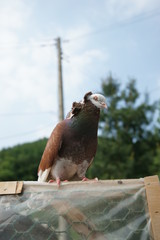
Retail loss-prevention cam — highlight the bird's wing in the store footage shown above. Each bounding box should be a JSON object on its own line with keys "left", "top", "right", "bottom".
{"left": 37, "top": 121, "right": 65, "bottom": 182}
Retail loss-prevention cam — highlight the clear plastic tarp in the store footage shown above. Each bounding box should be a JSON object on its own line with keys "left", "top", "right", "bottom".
{"left": 0, "top": 179, "right": 152, "bottom": 240}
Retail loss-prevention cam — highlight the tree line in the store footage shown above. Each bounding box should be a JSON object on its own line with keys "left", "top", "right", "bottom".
{"left": 0, "top": 75, "right": 160, "bottom": 181}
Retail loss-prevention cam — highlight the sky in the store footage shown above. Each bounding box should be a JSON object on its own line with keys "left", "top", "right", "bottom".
{"left": 0, "top": 0, "right": 160, "bottom": 150}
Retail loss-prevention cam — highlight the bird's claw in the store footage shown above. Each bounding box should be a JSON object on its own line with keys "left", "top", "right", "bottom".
{"left": 48, "top": 179, "right": 55, "bottom": 183}
{"left": 82, "top": 177, "right": 89, "bottom": 181}
{"left": 48, "top": 178, "right": 61, "bottom": 187}
{"left": 49, "top": 178, "right": 69, "bottom": 187}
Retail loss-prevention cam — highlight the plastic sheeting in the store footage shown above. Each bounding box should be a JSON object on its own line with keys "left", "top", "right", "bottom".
{"left": 0, "top": 179, "right": 152, "bottom": 240}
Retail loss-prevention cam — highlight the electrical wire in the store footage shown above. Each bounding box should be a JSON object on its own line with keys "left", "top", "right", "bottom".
{"left": 0, "top": 8, "right": 159, "bottom": 50}
{"left": 0, "top": 111, "right": 56, "bottom": 117}
{"left": 0, "top": 8, "right": 159, "bottom": 142}
{"left": 0, "top": 39, "right": 56, "bottom": 51}
{"left": 0, "top": 123, "right": 53, "bottom": 140}
{"left": 148, "top": 86, "right": 160, "bottom": 94}
{"left": 63, "top": 8, "right": 160, "bottom": 42}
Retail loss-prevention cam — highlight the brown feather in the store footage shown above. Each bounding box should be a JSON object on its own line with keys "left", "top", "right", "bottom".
{"left": 66, "top": 101, "right": 83, "bottom": 119}
{"left": 38, "top": 91, "right": 105, "bottom": 182}
{"left": 83, "top": 91, "right": 92, "bottom": 103}
{"left": 38, "top": 122, "right": 65, "bottom": 172}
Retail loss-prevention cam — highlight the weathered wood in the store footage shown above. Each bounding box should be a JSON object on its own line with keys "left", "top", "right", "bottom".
{"left": 16, "top": 181, "right": 23, "bottom": 194}
{"left": 0, "top": 181, "right": 23, "bottom": 195}
{"left": 144, "top": 175, "right": 160, "bottom": 240}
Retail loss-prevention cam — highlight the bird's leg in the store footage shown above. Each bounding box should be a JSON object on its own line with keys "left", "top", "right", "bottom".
{"left": 48, "top": 178, "right": 68, "bottom": 186}
{"left": 82, "top": 177, "right": 89, "bottom": 181}
{"left": 48, "top": 179, "right": 55, "bottom": 183}
{"left": 56, "top": 177, "right": 61, "bottom": 187}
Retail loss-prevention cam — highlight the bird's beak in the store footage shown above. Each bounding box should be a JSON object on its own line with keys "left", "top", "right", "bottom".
{"left": 101, "top": 102, "right": 108, "bottom": 109}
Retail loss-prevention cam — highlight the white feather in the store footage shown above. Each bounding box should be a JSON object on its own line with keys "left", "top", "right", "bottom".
{"left": 51, "top": 158, "right": 77, "bottom": 180}
{"left": 38, "top": 168, "right": 51, "bottom": 182}
{"left": 88, "top": 93, "right": 107, "bottom": 109}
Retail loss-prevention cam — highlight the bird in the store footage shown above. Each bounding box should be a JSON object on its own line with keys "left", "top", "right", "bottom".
{"left": 37, "top": 91, "right": 107, "bottom": 186}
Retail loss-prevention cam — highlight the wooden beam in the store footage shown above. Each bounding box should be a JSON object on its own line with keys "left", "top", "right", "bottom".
{"left": 144, "top": 175, "right": 160, "bottom": 240}
{"left": 0, "top": 181, "right": 23, "bottom": 195}
{"left": 16, "top": 181, "right": 23, "bottom": 194}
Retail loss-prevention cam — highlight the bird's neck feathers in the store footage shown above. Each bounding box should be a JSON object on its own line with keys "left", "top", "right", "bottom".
{"left": 81, "top": 101, "right": 100, "bottom": 120}
{"left": 71, "top": 101, "right": 100, "bottom": 134}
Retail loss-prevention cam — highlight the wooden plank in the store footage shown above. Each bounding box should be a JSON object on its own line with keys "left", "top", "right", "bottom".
{"left": 16, "top": 181, "right": 23, "bottom": 194}
{"left": 0, "top": 181, "right": 23, "bottom": 195}
{"left": 0, "top": 181, "right": 17, "bottom": 195}
{"left": 144, "top": 175, "right": 160, "bottom": 240}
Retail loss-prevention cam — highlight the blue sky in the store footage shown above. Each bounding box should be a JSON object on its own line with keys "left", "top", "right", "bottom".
{"left": 0, "top": 0, "right": 160, "bottom": 149}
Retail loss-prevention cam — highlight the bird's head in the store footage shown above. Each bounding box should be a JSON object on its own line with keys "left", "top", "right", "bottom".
{"left": 84, "top": 92, "right": 107, "bottom": 109}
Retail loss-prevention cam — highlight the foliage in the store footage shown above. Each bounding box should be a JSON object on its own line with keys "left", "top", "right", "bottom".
{"left": 88, "top": 74, "right": 160, "bottom": 179}
{"left": 0, "top": 139, "right": 47, "bottom": 181}
{"left": 0, "top": 75, "right": 160, "bottom": 181}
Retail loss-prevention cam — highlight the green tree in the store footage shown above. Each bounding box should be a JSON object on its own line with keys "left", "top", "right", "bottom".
{"left": 0, "top": 76, "right": 160, "bottom": 181}
{"left": 88, "top": 74, "right": 160, "bottom": 179}
{"left": 0, "top": 138, "right": 47, "bottom": 181}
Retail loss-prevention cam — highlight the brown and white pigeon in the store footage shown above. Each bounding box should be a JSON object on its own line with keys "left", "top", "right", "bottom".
{"left": 37, "top": 92, "right": 107, "bottom": 185}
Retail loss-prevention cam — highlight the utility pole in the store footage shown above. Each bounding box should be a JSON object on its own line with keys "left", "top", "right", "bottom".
{"left": 56, "top": 37, "right": 68, "bottom": 240}
{"left": 56, "top": 37, "right": 64, "bottom": 121}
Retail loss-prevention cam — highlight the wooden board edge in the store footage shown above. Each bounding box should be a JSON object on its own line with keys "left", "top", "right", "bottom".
{"left": 0, "top": 181, "right": 23, "bottom": 195}
{"left": 144, "top": 175, "right": 160, "bottom": 240}
{"left": 16, "top": 181, "right": 24, "bottom": 194}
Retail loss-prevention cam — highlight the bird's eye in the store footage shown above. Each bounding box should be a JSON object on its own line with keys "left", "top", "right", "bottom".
{"left": 93, "top": 96, "right": 98, "bottom": 101}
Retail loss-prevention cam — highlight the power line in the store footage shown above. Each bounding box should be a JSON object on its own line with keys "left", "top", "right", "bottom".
{"left": 0, "top": 123, "right": 53, "bottom": 140}
{"left": 0, "top": 39, "right": 56, "bottom": 51}
{"left": 148, "top": 86, "right": 160, "bottom": 95}
{"left": 63, "top": 8, "right": 160, "bottom": 42}
{"left": 0, "top": 8, "right": 159, "bottom": 50}
{"left": 1, "top": 88, "right": 159, "bottom": 140}
{"left": 0, "top": 111, "right": 56, "bottom": 117}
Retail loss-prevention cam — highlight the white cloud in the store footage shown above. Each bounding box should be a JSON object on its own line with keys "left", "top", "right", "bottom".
{"left": 0, "top": 1, "right": 57, "bottom": 149}
{"left": 0, "top": 3, "right": 106, "bottom": 121}
{"left": 63, "top": 36, "right": 108, "bottom": 112}
{"left": 64, "top": 49, "right": 106, "bottom": 87}
{"left": 0, "top": 0, "right": 159, "bottom": 149}
{"left": 157, "top": 76, "right": 160, "bottom": 87}
{"left": 0, "top": 0, "right": 31, "bottom": 30}
{"left": 0, "top": 1, "right": 57, "bottom": 114}
{"left": 104, "top": 0, "right": 160, "bottom": 20}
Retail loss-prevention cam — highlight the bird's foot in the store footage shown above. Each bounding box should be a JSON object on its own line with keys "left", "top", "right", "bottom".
{"left": 82, "top": 177, "right": 89, "bottom": 181}
{"left": 82, "top": 177, "right": 98, "bottom": 182}
{"left": 56, "top": 178, "right": 61, "bottom": 187}
{"left": 48, "top": 178, "right": 68, "bottom": 187}
{"left": 48, "top": 179, "right": 55, "bottom": 183}
{"left": 48, "top": 178, "right": 60, "bottom": 187}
